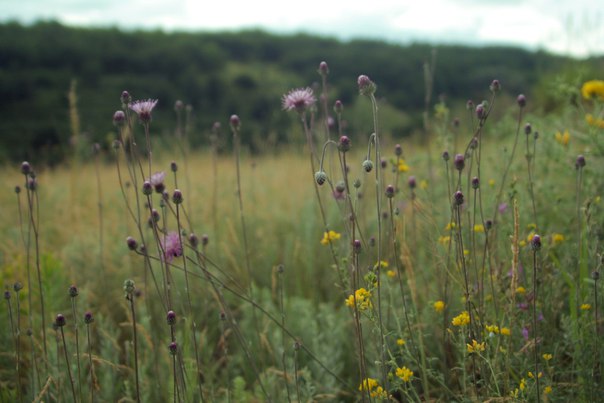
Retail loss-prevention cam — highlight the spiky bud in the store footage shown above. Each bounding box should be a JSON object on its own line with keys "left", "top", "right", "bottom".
{"left": 408, "top": 176, "right": 417, "bottom": 189}
{"left": 168, "top": 342, "right": 178, "bottom": 355}
{"left": 442, "top": 151, "right": 450, "bottom": 161}
{"left": 453, "top": 190, "right": 464, "bottom": 206}
{"left": 385, "top": 184, "right": 395, "bottom": 198}
{"left": 362, "top": 160, "right": 373, "bottom": 173}
{"left": 166, "top": 310, "right": 176, "bottom": 326}
{"left": 490, "top": 79, "right": 501, "bottom": 93}
{"left": 353, "top": 239, "right": 362, "bottom": 254}
{"left": 120, "top": 91, "right": 132, "bottom": 106}
{"left": 395, "top": 144, "right": 403, "bottom": 156}
{"left": 530, "top": 234, "right": 542, "bottom": 251}
{"left": 126, "top": 236, "right": 138, "bottom": 251}
{"left": 471, "top": 177, "right": 480, "bottom": 189}
{"left": 517, "top": 94, "right": 526, "bottom": 108}
{"left": 189, "top": 233, "right": 199, "bottom": 249}
{"left": 123, "top": 279, "right": 135, "bottom": 296}
{"left": 13, "top": 282, "right": 23, "bottom": 292}
{"left": 357, "top": 75, "right": 376, "bottom": 96}
{"left": 84, "top": 311, "right": 94, "bottom": 324}
{"left": 113, "top": 110, "right": 126, "bottom": 126}
{"left": 318, "top": 61, "right": 329, "bottom": 76}
{"left": 170, "top": 161, "right": 178, "bottom": 172}
{"left": 202, "top": 234, "right": 210, "bottom": 246}
{"left": 454, "top": 154, "right": 465, "bottom": 171}
{"left": 524, "top": 123, "right": 532, "bottom": 135}
{"left": 142, "top": 181, "right": 153, "bottom": 196}
{"left": 172, "top": 189, "right": 183, "bottom": 205}
{"left": 55, "top": 314, "right": 66, "bottom": 327}
{"left": 334, "top": 100, "right": 343, "bottom": 114}
{"left": 315, "top": 171, "right": 327, "bottom": 185}
{"left": 338, "top": 135, "right": 351, "bottom": 152}
{"left": 20, "top": 161, "right": 31, "bottom": 175}
{"left": 68, "top": 285, "right": 79, "bottom": 298}
{"left": 229, "top": 114, "right": 240, "bottom": 131}
{"left": 576, "top": 154, "right": 586, "bottom": 169}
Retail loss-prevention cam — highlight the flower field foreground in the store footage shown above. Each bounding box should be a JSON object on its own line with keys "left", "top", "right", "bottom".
{"left": 1, "top": 64, "right": 604, "bottom": 402}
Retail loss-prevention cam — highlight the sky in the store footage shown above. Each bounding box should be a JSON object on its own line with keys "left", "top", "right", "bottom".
{"left": 2, "top": 0, "right": 603, "bottom": 58}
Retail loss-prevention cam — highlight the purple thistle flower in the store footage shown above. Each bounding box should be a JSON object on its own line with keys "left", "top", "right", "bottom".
{"left": 498, "top": 202, "right": 509, "bottom": 214}
{"left": 129, "top": 99, "right": 158, "bottom": 123}
{"left": 161, "top": 231, "right": 182, "bottom": 262}
{"left": 522, "top": 327, "right": 529, "bottom": 341}
{"left": 150, "top": 171, "right": 166, "bottom": 194}
{"left": 282, "top": 87, "right": 316, "bottom": 113}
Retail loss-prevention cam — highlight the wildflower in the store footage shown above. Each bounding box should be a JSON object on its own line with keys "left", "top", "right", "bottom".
{"left": 398, "top": 160, "right": 409, "bottom": 172}
{"left": 419, "top": 180, "right": 428, "bottom": 190}
{"left": 113, "top": 110, "right": 126, "bottom": 126}
{"left": 544, "top": 385, "right": 552, "bottom": 395}
{"left": 466, "top": 339, "right": 486, "bottom": 354}
{"left": 576, "top": 155, "right": 586, "bottom": 169}
{"left": 528, "top": 371, "right": 543, "bottom": 379}
{"left": 488, "top": 178, "right": 496, "bottom": 187}
{"left": 358, "top": 378, "right": 387, "bottom": 398}
{"left": 357, "top": 75, "right": 377, "bottom": 96}
{"left": 396, "top": 338, "right": 406, "bottom": 346}
{"left": 345, "top": 288, "right": 372, "bottom": 311}
{"left": 454, "top": 154, "right": 465, "bottom": 171}
{"left": 438, "top": 235, "right": 451, "bottom": 244}
{"left": 408, "top": 176, "right": 417, "bottom": 189}
{"left": 55, "top": 314, "right": 66, "bottom": 327}
{"left": 282, "top": 87, "right": 316, "bottom": 113}
{"left": 84, "top": 311, "right": 94, "bottom": 324}
{"left": 453, "top": 190, "right": 464, "bottom": 206}
{"left": 161, "top": 231, "right": 183, "bottom": 262}
{"left": 396, "top": 366, "right": 414, "bottom": 382}
{"left": 542, "top": 353, "right": 553, "bottom": 361}
{"left": 433, "top": 300, "right": 445, "bottom": 313}
{"left": 338, "top": 135, "right": 351, "bottom": 152}
{"left": 581, "top": 303, "right": 591, "bottom": 311}
{"left": 530, "top": 234, "right": 542, "bottom": 251}
{"left": 486, "top": 324, "right": 499, "bottom": 334}
{"left": 519, "top": 378, "right": 526, "bottom": 391}
{"left": 320, "top": 230, "right": 341, "bottom": 245}
{"left": 500, "top": 327, "right": 511, "bottom": 336}
{"left": 554, "top": 129, "right": 570, "bottom": 146}
{"left": 374, "top": 260, "right": 389, "bottom": 270}
{"left": 452, "top": 311, "right": 470, "bottom": 326}
{"left": 150, "top": 171, "right": 166, "bottom": 193}
{"left": 517, "top": 94, "right": 526, "bottom": 107}
{"left": 386, "top": 270, "right": 396, "bottom": 278}
{"left": 473, "top": 224, "right": 485, "bottom": 233}
{"left": 586, "top": 114, "right": 604, "bottom": 128}
{"left": 445, "top": 222, "right": 456, "bottom": 231}
{"left": 129, "top": 99, "right": 158, "bottom": 123}
{"left": 581, "top": 80, "right": 604, "bottom": 100}
{"left": 552, "top": 233, "right": 565, "bottom": 245}
{"left": 516, "top": 286, "right": 527, "bottom": 294}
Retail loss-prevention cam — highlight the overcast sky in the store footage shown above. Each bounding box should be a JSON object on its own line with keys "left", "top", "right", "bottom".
{"left": 2, "top": 0, "right": 603, "bottom": 57}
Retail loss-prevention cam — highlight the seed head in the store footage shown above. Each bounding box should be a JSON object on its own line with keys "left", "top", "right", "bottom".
{"left": 517, "top": 94, "right": 526, "bottom": 108}
{"left": 362, "top": 160, "right": 373, "bottom": 173}
{"left": 55, "top": 314, "right": 66, "bottom": 327}
{"left": 338, "top": 135, "right": 351, "bottom": 152}
{"left": 123, "top": 279, "right": 135, "bottom": 296}
{"left": 68, "top": 285, "right": 79, "bottom": 298}
{"left": 314, "top": 171, "right": 327, "bottom": 186}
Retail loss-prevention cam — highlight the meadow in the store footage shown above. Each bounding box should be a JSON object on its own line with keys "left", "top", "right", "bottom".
{"left": 1, "top": 67, "right": 604, "bottom": 402}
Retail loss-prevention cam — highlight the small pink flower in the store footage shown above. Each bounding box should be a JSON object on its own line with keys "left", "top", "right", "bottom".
{"left": 161, "top": 231, "right": 182, "bottom": 262}
{"left": 129, "top": 99, "right": 158, "bottom": 122}
{"left": 282, "top": 87, "right": 316, "bottom": 112}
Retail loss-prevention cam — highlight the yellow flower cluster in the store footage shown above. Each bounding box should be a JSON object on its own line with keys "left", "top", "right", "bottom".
{"left": 396, "top": 338, "right": 406, "bottom": 346}
{"left": 582, "top": 80, "right": 604, "bottom": 100}
{"left": 398, "top": 160, "right": 410, "bottom": 172}
{"left": 358, "top": 378, "right": 387, "bottom": 398}
{"left": 586, "top": 114, "right": 604, "bottom": 128}
{"left": 528, "top": 371, "right": 543, "bottom": 379}
{"left": 452, "top": 311, "right": 470, "bottom": 326}
{"left": 345, "top": 288, "right": 373, "bottom": 311}
{"left": 581, "top": 303, "right": 592, "bottom": 311}
{"left": 555, "top": 129, "right": 570, "bottom": 146}
{"left": 516, "top": 286, "right": 527, "bottom": 294}
{"left": 473, "top": 224, "right": 485, "bottom": 233}
{"left": 396, "top": 366, "right": 414, "bottom": 382}
{"left": 485, "top": 324, "right": 511, "bottom": 336}
{"left": 433, "top": 300, "right": 445, "bottom": 313}
{"left": 552, "top": 233, "right": 565, "bottom": 246}
{"left": 320, "top": 230, "right": 341, "bottom": 245}
{"left": 374, "top": 260, "right": 389, "bottom": 269}
{"left": 466, "top": 339, "right": 486, "bottom": 354}
{"left": 542, "top": 353, "right": 553, "bottom": 361}
{"left": 438, "top": 235, "right": 451, "bottom": 245}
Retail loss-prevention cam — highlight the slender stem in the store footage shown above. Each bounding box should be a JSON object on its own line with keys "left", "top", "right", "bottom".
{"left": 60, "top": 326, "right": 77, "bottom": 403}
{"left": 128, "top": 295, "right": 141, "bottom": 403}
{"left": 70, "top": 298, "right": 82, "bottom": 402}
{"left": 86, "top": 323, "right": 94, "bottom": 403}
{"left": 278, "top": 266, "right": 292, "bottom": 403}
{"left": 532, "top": 250, "right": 541, "bottom": 403}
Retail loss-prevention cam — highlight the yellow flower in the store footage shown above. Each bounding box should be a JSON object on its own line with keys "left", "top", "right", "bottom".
{"left": 320, "top": 230, "right": 341, "bottom": 245}
{"left": 463, "top": 249, "right": 470, "bottom": 256}
{"left": 359, "top": 378, "right": 387, "bottom": 398}
{"left": 345, "top": 288, "right": 373, "bottom": 311}
{"left": 452, "top": 311, "right": 470, "bottom": 326}
{"left": 527, "top": 231, "right": 536, "bottom": 243}
{"left": 582, "top": 80, "right": 604, "bottom": 100}
{"left": 552, "top": 233, "right": 565, "bottom": 245}
{"left": 527, "top": 223, "right": 537, "bottom": 230}
{"left": 519, "top": 378, "right": 526, "bottom": 391}
{"left": 386, "top": 270, "right": 396, "bottom": 278}
{"left": 555, "top": 129, "right": 570, "bottom": 146}
{"left": 374, "top": 260, "right": 389, "bottom": 269}
{"left": 544, "top": 385, "right": 553, "bottom": 395}
{"left": 485, "top": 324, "right": 499, "bottom": 334}
{"left": 396, "top": 366, "right": 414, "bottom": 382}
{"left": 516, "top": 286, "right": 527, "bottom": 294}
{"left": 473, "top": 224, "right": 485, "bottom": 233}
{"left": 396, "top": 338, "right": 405, "bottom": 346}
{"left": 542, "top": 353, "right": 553, "bottom": 361}
{"left": 528, "top": 371, "right": 543, "bottom": 379}
{"left": 466, "top": 339, "right": 486, "bottom": 354}
{"left": 586, "top": 114, "right": 604, "bottom": 128}
{"left": 419, "top": 180, "right": 428, "bottom": 190}
{"left": 438, "top": 235, "right": 451, "bottom": 245}
{"left": 500, "top": 327, "right": 511, "bottom": 336}
{"left": 581, "top": 303, "right": 592, "bottom": 311}
{"left": 519, "top": 240, "right": 527, "bottom": 247}
{"left": 445, "top": 222, "right": 456, "bottom": 231}
{"left": 398, "top": 160, "right": 410, "bottom": 172}
{"left": 433, "top": 300, "right": 445, "bottom": 313}
{"left": 488, "top": 179, "right": 495, "bottom": 187}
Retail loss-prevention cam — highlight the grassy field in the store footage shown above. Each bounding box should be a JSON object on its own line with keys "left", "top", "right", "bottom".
{"left": 1, "top": 76, "right": 604, "bottom": 402}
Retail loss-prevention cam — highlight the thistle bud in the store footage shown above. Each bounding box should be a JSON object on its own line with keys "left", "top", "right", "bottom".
{"left": 229, "top": 114, "right": 240, "bottom": 131}
{"left": 394, "top": 144, "right": 402, "bottom": 156}
{"left": 142, "top": 181, "right": 153, "bottom": 196}
{"left": 189, "top": 233, "right": 199, "bottom": 249}
{"left": 170, "top": 161, "right": 178, "bottom": 172}
{"left": 524, "top": 123, "right": 532, "bottom": 135}
{"left": 172, "top": 189, "right": 183, "bottom": 205}
{"left": 453, "top": 190, "right": 464, "bottom": 206}
{"left": 408, "top": 176, "right": 417, "bottom": 189}
{"left": 442, "top": 151, "right": 450, "bottom": 161}
{"left": 489, "top": 79, "right": 501, "bottom": 93}
{"left": 353, "top": 239, "right": 362, "bottom": 254}
{"left": 338, "top": 135, "right": 351, "bottom": 152}
{"left": 530, "top": 234, "right": 542, "bottom": 251}
{"left": 357, "top": 75, "right": 376, "bottom": 96}
{"left": 13, "top": 282, "right": 23, "bottom": 292}
{"left": 123, "top": 279, "right": 135, "bottom": 296}
{"left": 68, "top": 285, "right": 79, "bottom": 298}
{"left": 334, "top": 100, "right": 343, "bottom": 114}
{"left": 314, "top": 171, "right": 327, "bottom": 186}
{"left": 517, "top": 94, "right": 526, "bottom": 108}
{"left": 385, "top": 184, "right": 395, "bottom": 198}
{"left": 20, "top": 161, "right": 31, "bottom": 175}
{"left": 84, "top": 311, "right": 94, "bottom": 324}
{"left": 471, "top": 177, "right": 479, "bottom": 189}
{"left": 454, "top": 154, "right": 465, "bottom": 171}
{"left": 318, "top": 61, "right": 329, "bottom": 76}
{"left": 202, "top": 234, "right": 210, "bottom": 246}
{"left": 576, "top": 154, "right": 586, "bottom": 169}
{"left": 168, "top": 342, "right": 178, "bottom": 355}
{"left": 55, "top": 314, "right": 66, "bottom": 327}
{"left": 126, "top": 236, "right": 138, "bottom": 251}
{"left": 120, "top": 91, "right": 132, "bottom": 106}
{"left": 113, "top": 110, "right": 126, "bottom": 126}
{"left": 362, "top": 160, "right": 373, "bottom": 173}
{"left": 166, "top": 310, "right": 176, "bottom": 326}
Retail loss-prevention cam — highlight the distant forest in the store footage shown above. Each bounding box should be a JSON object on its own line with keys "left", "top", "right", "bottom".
{"left": 0, "top": 21, "right": 602, "bottom": 163}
